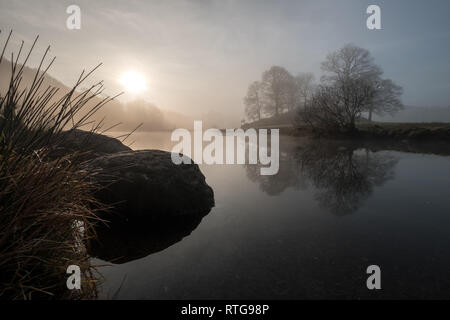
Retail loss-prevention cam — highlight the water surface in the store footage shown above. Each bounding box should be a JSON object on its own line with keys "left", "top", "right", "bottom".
{"left": 93, "top": 132, "right": 450, "bottom": 299}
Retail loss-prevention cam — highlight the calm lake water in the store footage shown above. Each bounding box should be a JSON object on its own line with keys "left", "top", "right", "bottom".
{"left": 92, "top": 132, "right": 450, "bottom": 299}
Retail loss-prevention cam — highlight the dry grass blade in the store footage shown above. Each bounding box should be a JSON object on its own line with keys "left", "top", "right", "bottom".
{"left": 0, "top": 30, "right": 119, "bottom": 300}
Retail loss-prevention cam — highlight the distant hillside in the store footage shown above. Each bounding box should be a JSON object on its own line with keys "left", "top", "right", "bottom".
{"left": 0, "top": 59, "right": 193, "bottom": 131}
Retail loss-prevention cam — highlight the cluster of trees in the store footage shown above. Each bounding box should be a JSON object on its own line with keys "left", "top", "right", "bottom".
{"left": 299, "top": 44, "right": 403, "bottom": 131}
{"left": 244, "top": 44, "right": 404, "bottom": 132}
{"left": 244, "top": 67, "right": 315, "bottom": 122}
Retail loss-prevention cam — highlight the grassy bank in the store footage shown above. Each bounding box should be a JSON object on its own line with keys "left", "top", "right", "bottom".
{"left": 243, "top": 118, "right": 450, "bottom": 140}
{"left": 355, "top": 122, "right": 450, "bottom": 140}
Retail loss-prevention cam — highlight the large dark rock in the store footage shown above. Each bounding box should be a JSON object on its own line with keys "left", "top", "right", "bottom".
{"left": 55, "top": 129, "right": 131, "bottom": 160}
{"left": 90, "top": 150, "right": 215, "bottom": 221}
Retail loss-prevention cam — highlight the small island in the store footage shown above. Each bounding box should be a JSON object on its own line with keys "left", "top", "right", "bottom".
{"left": 241, "top": 44, "right": 450, "bottom": 141}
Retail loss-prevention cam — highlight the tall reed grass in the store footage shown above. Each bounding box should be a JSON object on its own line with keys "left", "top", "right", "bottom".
{"left": 0, "top": 30, "right": 118, "bottom": 299}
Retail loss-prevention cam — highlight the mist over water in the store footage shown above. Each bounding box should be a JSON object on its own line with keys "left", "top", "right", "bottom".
{"left": 93, "top": 133, "right": 450, "bottom": 299}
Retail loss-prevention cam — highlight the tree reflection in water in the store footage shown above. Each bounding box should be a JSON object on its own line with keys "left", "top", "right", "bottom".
{"left": 295, "top": 141, "right": 398, "bottom": 215}
{"left": 245, "top": 139, "right": 398, "bottom": 216}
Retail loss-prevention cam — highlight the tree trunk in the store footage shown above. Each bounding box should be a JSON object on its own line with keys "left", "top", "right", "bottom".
{"left": 347, "top": 115, "right": 357, "bottom": 132}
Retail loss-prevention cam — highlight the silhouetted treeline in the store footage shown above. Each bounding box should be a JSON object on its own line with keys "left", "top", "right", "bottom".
{"left": 244, "top": 44, "right": 404, "bottom": 132}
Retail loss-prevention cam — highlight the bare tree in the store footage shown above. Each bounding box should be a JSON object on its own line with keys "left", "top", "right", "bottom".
{"left": 244, "top": 81, "right": 264, "bottom": 121}
{"left": 367, "top": 79, "right": 403, "bottom": 121}
{"left": 299, "top": 44, "right": 403, "bottom": 131}
{"left": 321, "top": 43, "right": 382, "bottom": 84}
{"left": 261, "top": 66, "right": 294, "bottom": 116}
{"left": 295, "top": 72, "right": 315, "bottom": 109}
{"left": 285, "top": 75, "right": 298, "bottom": 112}
{"left": 299, "top": 78, "right": 376, "bottom": 131}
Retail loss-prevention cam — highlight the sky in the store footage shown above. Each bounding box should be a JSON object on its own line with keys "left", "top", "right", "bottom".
{"left": 1, "top": 0, "right": 450, "bottom": 126}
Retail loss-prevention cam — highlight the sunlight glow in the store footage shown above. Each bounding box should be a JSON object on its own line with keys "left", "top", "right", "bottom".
{"left": 119, "top": 71, "right": 147, "bottom": 93}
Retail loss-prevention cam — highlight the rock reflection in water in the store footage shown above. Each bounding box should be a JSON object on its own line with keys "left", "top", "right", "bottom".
{"left": 87, "top": 213, "right": 209, "bottom": 264}
{"left": 246, "top": 139, "right": 399, "bottom": 215}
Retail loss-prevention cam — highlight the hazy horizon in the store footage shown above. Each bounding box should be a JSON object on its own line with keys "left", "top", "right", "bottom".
{"left": 1, "top": 0, "right": 450, "bottom": 127}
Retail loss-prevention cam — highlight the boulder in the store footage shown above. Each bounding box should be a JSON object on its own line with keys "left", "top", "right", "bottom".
{"left": 90, "top": 149, "right": 215, "bottom": 221}
{"left": 55, "top": 129, "right": 131, "bottom": 160}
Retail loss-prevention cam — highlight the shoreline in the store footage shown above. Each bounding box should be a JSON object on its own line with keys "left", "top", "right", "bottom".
{"left": 241, "top": 122, "right": 450, "bottom": 141}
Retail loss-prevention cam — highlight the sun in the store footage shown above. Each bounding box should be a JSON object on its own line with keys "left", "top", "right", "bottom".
{"left": 119, "top": 71, "right": 147, "bottom": 93}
